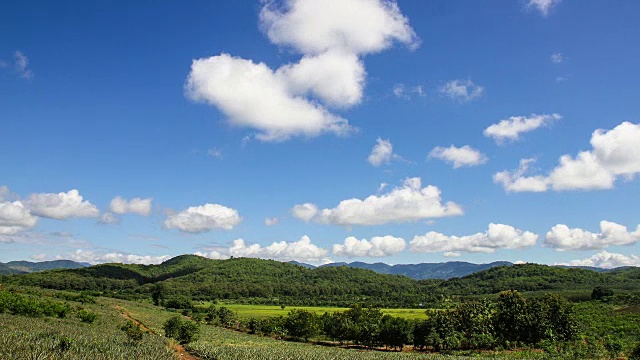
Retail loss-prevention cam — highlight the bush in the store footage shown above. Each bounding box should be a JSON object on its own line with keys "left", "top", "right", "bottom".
{"left": 163, "top": 316, "right": 200, "bottom": 344}
{"left": 121, "top": 320, "right": 144, "bottom": 343}
{"left": 630, "top": 342, "right": 640, "bottom": 360}
{"left": 77, "top": 309, "right": 98, "bottom": 324}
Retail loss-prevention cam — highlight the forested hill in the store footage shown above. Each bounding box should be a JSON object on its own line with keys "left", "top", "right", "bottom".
{"left": 321, "top": 260, "right": 513, "bottom": 279}
{"left": 2, "top": 255, "right": 639, "bottom": 307}
{"left": 0, "top": 260, "right": 87, "bottom": 274}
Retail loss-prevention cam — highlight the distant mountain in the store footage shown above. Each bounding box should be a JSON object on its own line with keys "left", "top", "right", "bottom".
{"left": 287, "top": 261, "right": 315, "bottom": 269}
{"left": 320, "top": 261, "right": 513, "bottom": 280}
{"left": 0, "top": 260, "right": 88, "bottom": 274}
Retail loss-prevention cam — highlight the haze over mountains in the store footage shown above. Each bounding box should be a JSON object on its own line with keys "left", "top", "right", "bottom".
{"left": 0, "top": 260, "right": 88, "bottom": 275}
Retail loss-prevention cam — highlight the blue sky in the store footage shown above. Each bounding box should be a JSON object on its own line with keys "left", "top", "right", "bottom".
{"left": 1, "top": 0, "right": 639, "bottom": 268}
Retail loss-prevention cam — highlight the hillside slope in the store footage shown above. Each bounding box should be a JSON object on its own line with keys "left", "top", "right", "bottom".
{"left": 3, "top": 255, "right": 639, "bottom": 306}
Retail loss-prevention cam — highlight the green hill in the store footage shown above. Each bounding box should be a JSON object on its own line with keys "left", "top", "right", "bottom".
{"left": 2, "top": 255, "right": 639, "bottom": 307}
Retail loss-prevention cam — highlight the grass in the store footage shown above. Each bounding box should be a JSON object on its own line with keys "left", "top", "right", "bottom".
{"left": 0, "top": 296, "right": 176, "bottom": 359}
{"left": 201, "top": 303, "right": 429, "bottom": 320}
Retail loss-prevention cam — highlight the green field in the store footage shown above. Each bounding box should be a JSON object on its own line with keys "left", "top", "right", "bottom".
{"left": 208, "top": 303, "right": 429, "bottom": 320}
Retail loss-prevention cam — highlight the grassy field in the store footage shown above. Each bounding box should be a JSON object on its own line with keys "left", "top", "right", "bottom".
{"left": 0, "top": 295, "right": 176, "bottom": 360}
{"left": 203, "top": 303, "right": 430, "bottom": 320}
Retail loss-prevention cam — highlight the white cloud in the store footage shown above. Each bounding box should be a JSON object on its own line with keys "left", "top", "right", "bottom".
{"left": 550, "top": 53, "right": 564, "bottom": 63}
{"left": 264, "top": 217, "right": 280, "bottom": 226}
{"left": 0, "top": 186, "right": 13, "bottom": 202}
{"left": 194, "top": 251, "right": 228, "bottom": 260}
{"left": 484, "top": 113, "right": 562, "bottom": 144}
{"left": 410, "top": 223, "right": 538, "bottom": 254}
{"left": 560, "top": 251, "right": 640, "bottom": 269}
{"left": 207, "top": 148, "right": 224, "bottom": 159}
{"left": 444, "top": 252, "right": 461, "bottom": 257}
{"left": 333, "top": 235, "right": 406, "bottom": 257}
{"left": 164, "top": 203, "right": 241, "bottom": 233}
{"left": 294, "top": 177, "right": 462, "bottom": 226}
{"left": 495, "top": 122, "right": 640, "bottom": 192}
{"left": 367, "top": 138, "right": 399, "bottom": 167}
{"left": 98, "top": 212, "right": 120, "bottom": 225}
{"left": 109, "top": 196, "right": 153, "bottom": 216}
{"left": 186, "top": 0, "right": 418, "bottom": 142}
{"left": 439, "top": 79, "right": 484, "bottom": 102}
{"left": 545, "top": 221, "right": 640, "bottom": 251}
{"left": 527, "top": 0, "right": 561, "bottom": 17}
{"left": 494, "top": 158, "right": 549, "bottom": 192}
{"left": 393, "top": 83, "right": 424, "bottom": 99}
{"left": 60, "top": 249, "right": 171, "bottom": 265}
{"left": 429, "top": 145, "right": 488, "bottom": 169}
{"left": 277, "top": 49, "right": 366, "bottom": 108}
{"left": 230, "top": 235, "right": 329, "bottom": 263}
{"left": 186, "top": 54, "right": 353, "bottom": 142}
{"left": 0, "top": 201, "right": 39, "bottom": 235}
{"left": 14, "top": 51, "right": 33, "bottom": 79}
{"left": 26, "top": 189, "right": 99, "bottom": 220}
{"left": 291, "top": 203, "right": 319, "bottom": 222}
{"left": 259, "top": 0, "right": 419, "bottom": 55}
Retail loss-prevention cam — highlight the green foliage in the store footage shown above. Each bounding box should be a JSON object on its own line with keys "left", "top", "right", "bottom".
{"left": 604, "top": 335, "right": 624, "bottom": 359}
{"left": 591, "top": 286, "right": 614, "bottom": 300}
{"left": 0, "top": 289, "right": 70, "bottom": 318}
{"left": 57, "top": 336, "right": 73, "bottom": 352}
{"left": 121, "top": 320, "right": 144, "bottom": 343}
{"left": 378, "top": 315, "right": 412, "bottom": 350}
{"left": 284, "top": 309, "right": 319, "bottom": 341}
{"left": 164, "top": 296, "right": 192, "bottom": 310}
{"left": 205, "top": 305, "right": 238, "bottom": 327}
{"left": 163, "top": 315, "right": 200, "bottom": 344}
{"left": 77, "top": 308, "right": 98, "bottom": 323}
{"left": 630, "top": 341, "right": 640, "bottom": 360}
{"left": 151, "top": 283, "right": 166, "bottom": 306}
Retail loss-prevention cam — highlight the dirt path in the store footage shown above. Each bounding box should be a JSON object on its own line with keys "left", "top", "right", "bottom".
{"left": 114, "top": 304, "right": 200, "bottom": 360}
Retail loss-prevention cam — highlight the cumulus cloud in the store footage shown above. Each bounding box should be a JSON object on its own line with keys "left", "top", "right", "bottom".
{"left": 186, "top": 54, "right": 353, "bottom": 142}
{"left": 14, "top": 51, "right": 33, "bottom": 79}
{"left": 0, "top": 201, "right": 39, "bottom": 235}
{"left": 333, "top": 235, "right": 406, "bottom": 257}
{"left": 484, "top": 113, "right": 562, "bottom": 144}
{"left": 264, "top": 217, "right": 280, "bottom": 226}
{"left": 98, "top": 212, "right": 120, "bottom": 225}
{"left": 560, "top": 251, "right": 640, "bottom": 269}
{"left": 545, "top": 221, "right": 640, "bottom": 251}
{"left": 291, "top": 203, "right": 319, "bottom": 222}
{"left": 293, "top": 177, "right": 462, "bottom": 226}
{"left": 429, "top": 145, "right": 488, "bottom": 169}
{"left": 109, "top": 196, "right": 153, "bottom": 216}
{"left": 26, "top": 189, "right": 99, "bottom": 220}
{"left": 367, "top": 138, "right": 400, "bottom": 167}
{"left": 494, "top": 158, "right": 549, "bottom": 192}
{"left": 439, "top": 79, "right": 484, "bottom": 102}
{"left": 164, "top": 203, "right": 241, "bottom": 233}
{"left": 186, "top": 0, "right": 418, "bottom": 142}
{"left": 410, "top": 223, "right": 538, "bottom": 254}
{"left": 494, "top": 122, "right": 640, "bottom": 192}
{"left": 230, "top": 235, "right": 329, "bottom": 263}
{"left": 527, "top": 0, "right": 561, "bottom": 17}
{"left": 60, "top": 249, "right": 171, "bottom": 265}
{"left": 194, "top": 250, "right": 228, "bottom": 260}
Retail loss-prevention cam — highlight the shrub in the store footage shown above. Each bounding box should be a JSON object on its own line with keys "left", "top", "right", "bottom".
{"left": 121, "top": 320, "right": 144, "bottom": 343}
{"left": 163, "top": 316, "right": 200, "bottom": 344}
{"left": 77, "top": 309, "right": 98, "bottom": 324}
{"left": 630, "top": 342, "right": 640, "bottom": 360}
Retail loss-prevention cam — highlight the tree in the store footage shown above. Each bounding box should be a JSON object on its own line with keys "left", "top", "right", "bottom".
{"left": 284, "top": 309, "right": 319, "bottom": 342}
{"left": 151, "top": 283, "right": 166, "bottom": 306}
{"left": 494, "top": 290, "right": 528, "bottom": 345}
{"left": 378, "top": 315, "right": 412, "bottom": 351}
{"left": 591, "top": 286, "right": 614, "bottom": 300}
